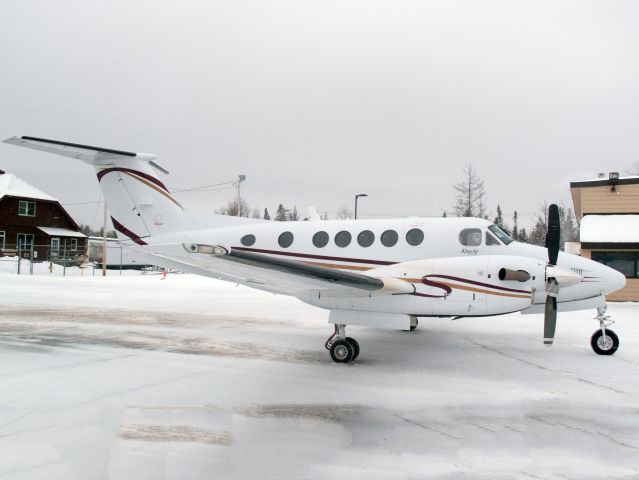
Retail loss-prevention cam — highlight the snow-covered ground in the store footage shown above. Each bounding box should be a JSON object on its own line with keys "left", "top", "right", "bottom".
{"left": 1, "top": 262, "right": 639, "bottom": 479}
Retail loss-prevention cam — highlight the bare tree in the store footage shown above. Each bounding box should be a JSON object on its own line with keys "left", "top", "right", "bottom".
{"left": 336, "top": 205, "right": 352, "bottom": 220}
{"left": 216, "top": 197, "right": 250, "bottom": 217}
{"left": 624, "top": 161, "right": 639, "bottom": 175}
{"left": 453, "top": 164, "right": 487, "bottom": 218}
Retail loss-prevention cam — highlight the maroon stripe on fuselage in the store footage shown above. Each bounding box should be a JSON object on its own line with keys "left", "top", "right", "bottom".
{"left": 111, "top": 217, "right": 148, "bottom": 246}
{"left": 97, "top": 167, "right": 170, "bottom": 193}
{"left": 231, "top": 246, "right": 397, "bottom": 266}
{"left": 426, "top": 274, "right": 531, "bottom": 294}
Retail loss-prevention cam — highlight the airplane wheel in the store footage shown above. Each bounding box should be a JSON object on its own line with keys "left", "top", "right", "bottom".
{"left": 410, "top": 319, "right": 419, "bottom": 332}
{"left": 330, "top": 340, "right": 354, "bottom": 363}
{"left": 345, "top": 337, "right": 360, "bottom": 360}
{"left": 590, "top": 329, "right": 619, "bottom": 355}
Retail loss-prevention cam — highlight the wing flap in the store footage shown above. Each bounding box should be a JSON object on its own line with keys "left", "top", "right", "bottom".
{"left": 129, "top": 243, "right": 414, "bottom": 297}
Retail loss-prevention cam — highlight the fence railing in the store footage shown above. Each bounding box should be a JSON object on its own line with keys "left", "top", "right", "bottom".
{"left": 0, "top": 243, "right": 133, "bottom": 275}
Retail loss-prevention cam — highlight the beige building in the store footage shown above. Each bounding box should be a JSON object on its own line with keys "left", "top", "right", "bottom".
{"left": 571, "top": 173, "right": 639, "bottom": 301}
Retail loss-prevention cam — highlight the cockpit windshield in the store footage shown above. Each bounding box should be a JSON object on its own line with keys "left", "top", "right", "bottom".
{"left": 488, "top": 225, "right": 514, "bottom": 245}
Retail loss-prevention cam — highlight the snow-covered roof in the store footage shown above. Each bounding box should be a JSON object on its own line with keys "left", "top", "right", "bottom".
{"left": 576, "top": 175, "right": 639, "bottom": 183}
{"left": 37, "top": 227, "right": 86, "bottom": 238}
{"left": 580, "top": 215, "right": 639, "bottom": 243}
{"left": 0, "top": 173, "right": 57, "bottom": 202}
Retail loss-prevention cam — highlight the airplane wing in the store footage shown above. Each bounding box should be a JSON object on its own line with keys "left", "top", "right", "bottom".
{"left": 127, "top": 243, "right": 414, "bottom": 298}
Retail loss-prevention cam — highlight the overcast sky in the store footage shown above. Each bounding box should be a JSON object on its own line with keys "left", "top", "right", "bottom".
{"left": 1, "top": 0, "right": 638, "bottom": 230}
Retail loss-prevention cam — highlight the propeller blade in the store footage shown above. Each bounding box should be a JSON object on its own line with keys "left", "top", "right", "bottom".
{"left": 544, "top": 279, "right": 559, "bottom": 345}
{"left": 546, "top": 204, "right": 560, "bottom": 265}
{"left": 544, "top": 294, "right": 557, "bottom": 345}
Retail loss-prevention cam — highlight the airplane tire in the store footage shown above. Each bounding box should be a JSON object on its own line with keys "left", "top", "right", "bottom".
{"left": 410, "top": 319, "right": 419, "bottom": 332}
{"left": 345, "top": 337, "right": 360, "bottom": 361}
{"left": 591, "top": 329, "right": 619, "bottom": 355}
{"left": 330, "top": 340, "right": 354, "bottom": 363}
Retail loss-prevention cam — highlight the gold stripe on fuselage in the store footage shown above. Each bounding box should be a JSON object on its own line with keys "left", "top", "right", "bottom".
{"left": 298, "top": 260, "right": 531, "bottom": 299}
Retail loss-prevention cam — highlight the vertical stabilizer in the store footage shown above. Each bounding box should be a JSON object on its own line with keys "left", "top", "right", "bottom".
{"left": 3, "top": 136, "right": 186, "bottom": 244}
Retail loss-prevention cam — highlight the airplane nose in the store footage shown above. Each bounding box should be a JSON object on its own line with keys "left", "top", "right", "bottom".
{"left": 603, "top": 265, "right": 626, "bottom": 295}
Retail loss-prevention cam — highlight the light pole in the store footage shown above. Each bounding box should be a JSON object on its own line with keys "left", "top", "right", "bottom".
{"left": 354, "top": 193, "right": 368, "bottom": 219}
{"left": 237, "top": 175, "right": 246, "bottom": 216}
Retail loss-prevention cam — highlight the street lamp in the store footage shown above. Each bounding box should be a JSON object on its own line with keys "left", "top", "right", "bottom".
{"left": 237, "top": 175, "right": 246, "bottom": 216}
{"left": 354, "top": 193, "right": 368, "bottom": 219}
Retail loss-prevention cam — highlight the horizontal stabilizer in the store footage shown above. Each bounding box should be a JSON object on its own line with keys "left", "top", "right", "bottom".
{"left": 2, "top": 136, "right": 167, "bottom": 173}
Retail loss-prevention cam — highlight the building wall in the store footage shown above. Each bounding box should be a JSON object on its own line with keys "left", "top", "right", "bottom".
{"left": 0, "top": 196, "right": 87, "bottom": 260}
{"left": 570, "top": 180, "right": 639, "bottom": 301}
{"left": 571, "top": 183, "right": 639, "bottom": 218}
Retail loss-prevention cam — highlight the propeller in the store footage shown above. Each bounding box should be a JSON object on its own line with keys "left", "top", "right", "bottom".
{"left": 544, "top": 204, "right": 560, "bottom": 345}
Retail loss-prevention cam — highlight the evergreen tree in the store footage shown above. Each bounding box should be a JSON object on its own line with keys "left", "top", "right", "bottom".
{"left": 519, "top": 227, "right": 529, "bottom": 243}
{"left": 442, "top": 211, "right": 448, "bottom": 218}
{"left": 494, "top": 205, "right": 504, "bottom": 228}
{"left": 290, "top": 205, "right": 299, "bottom": 221}
{"left": 452, "top": 164, "right": 487, "bottom": 218}
{"left": 528, "top": 202, "right": 549, "bottom": 247}
{"left": 560, "top": 207, "right": 578, "bottom": 245}
{"left": 275, "top": 204, "right": 289, "bottom": 221}
{"left": 263, "top": 208, "right": 271, "bottom": 220}
{"left": 512, "top": 211, "right": 519, "bottom": 241}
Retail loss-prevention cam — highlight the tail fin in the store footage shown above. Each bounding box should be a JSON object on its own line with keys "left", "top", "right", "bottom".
{"left": 3, "top": 136, "right": 186, "bottom": 244}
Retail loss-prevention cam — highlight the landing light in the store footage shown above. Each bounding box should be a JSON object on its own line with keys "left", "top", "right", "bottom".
{"left": 183, "top": 244, "right": 228, "bottom": 255}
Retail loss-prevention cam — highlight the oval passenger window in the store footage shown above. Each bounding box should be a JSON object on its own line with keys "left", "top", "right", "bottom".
{"left": 380, "top": 230, "right": 398, "bottom": 247}
{"left": 335, "top": 231, "right": 352, "bottom": 248}
{"left": 405, "top": 228, "right": 424, "bottom": 246}
{"left": 459, "top": 228, "right": 482, "bottom": 246}
{"left": 241, "top": 234, "right": 256, "bottom": 246}
{"left": 357, "top": 230, "right": 375, "bottom": 247}
{"left": 313, "top": 231, "right": 329, "bottom": 248}
{"left": 278, "top": 231, "right": 294, "bottom": 248}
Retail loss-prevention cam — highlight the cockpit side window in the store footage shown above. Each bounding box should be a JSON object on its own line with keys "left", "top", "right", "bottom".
{"left": 488, "top": 224, "right": 513, "bottom": 245}
{"left": 486, "top": 231, "right": 500, "bottom": 246}
{"left": 459, "top": 228, "right": 482, "bottom": 246}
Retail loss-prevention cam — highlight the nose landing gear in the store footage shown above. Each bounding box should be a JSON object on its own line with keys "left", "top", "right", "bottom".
{"left": 591, "top": 302, "right": 619, "bottom": 355}
{"left": 325, "top": 324, "right": 360, "bottom": 363}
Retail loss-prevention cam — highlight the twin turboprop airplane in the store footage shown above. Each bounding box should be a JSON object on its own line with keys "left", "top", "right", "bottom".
{"left": 4, "top": 136, "right": 627, "bottom": 363}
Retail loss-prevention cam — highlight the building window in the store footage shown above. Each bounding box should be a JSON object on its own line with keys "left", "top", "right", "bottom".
{"left": 70, "top": 239, "right": 78, "bottom": 251}
{"left": 335, "top": 231, "right": 352, "bottom": 248}
{"left": 591, "top": 251, "right": 638, "bottom": 278}
{"left": 51, "top": 238, "right": 60, "bottom": 251}
{"left": 357, "top": 230, "right": 375, "bottom": 248}
{"left": 313, "top": 231, "right": 329, "bottom": 248}
{"left": 278, "top": 231, "right": 294, "bottom": 248}
{"left": 241, "top": 234, "right": 256, "bottom": 246}
{"left": 459, "top": 228, "right": 482, "bottom": 246}
{"left": 0, "top": 231, "right": 5, "bottom": 250}
{"left": 380, "top": 229, "right": 398, "bottom": 247}
{"left": 18, "top": 200, "right": 36, "bottom": 217}
{"left": 17, "top": 233, "right": 34, "bottom": 250}
{"left": 405, "top": 228, "right": 424, "bottom": 246}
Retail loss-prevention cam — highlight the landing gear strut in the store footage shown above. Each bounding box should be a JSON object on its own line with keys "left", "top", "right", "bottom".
{"left": 325, "top": 324, "right": 359, "bottom": 363}
{"left": 591, "top": 300, "right": 619, "bottom": 356}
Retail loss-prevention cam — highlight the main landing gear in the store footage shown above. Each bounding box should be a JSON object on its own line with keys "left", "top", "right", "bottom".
{"left": 591, "top": 303, "right": 619, "bottom": 355}
{"left": 325, "top": 324, "right": 360, "bottom": 363}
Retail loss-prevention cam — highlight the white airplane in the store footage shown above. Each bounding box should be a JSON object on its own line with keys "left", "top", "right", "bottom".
{"left": 4, "top": 136, "right": 627, "bottom": 363}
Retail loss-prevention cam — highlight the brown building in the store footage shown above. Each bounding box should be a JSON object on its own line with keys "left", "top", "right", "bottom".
{"left": 571, "top": 173, "right": 639, "bottom": 301}
{"left": 0, "top": 169, "right": 87, "bottom": 262}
